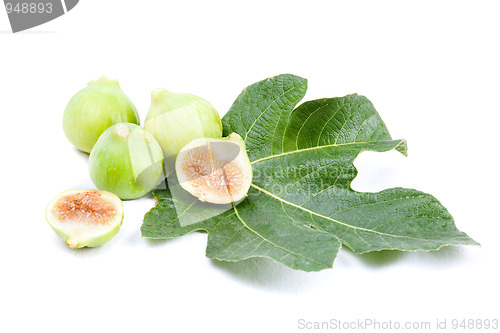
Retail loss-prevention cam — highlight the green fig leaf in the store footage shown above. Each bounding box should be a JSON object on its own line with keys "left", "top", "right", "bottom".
{"left": 141, "top": 74, "right": 478, "bottom": 272}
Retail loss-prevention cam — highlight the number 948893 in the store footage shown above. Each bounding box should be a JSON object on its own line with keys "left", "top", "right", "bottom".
{"left": 5, "top": 2, "right": 53, "bottom": 14}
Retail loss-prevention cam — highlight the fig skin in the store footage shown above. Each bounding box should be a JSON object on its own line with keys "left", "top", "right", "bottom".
{"left": 63, "top": 77, "right": 139, "bottom": 153}
{"left": 89, "top": 123, "right": 164, "bottom": 200}
{"left": 144, "top": 89, "right": 222, "bottom": 173}
{"left": 176, "top": 133, "right": 252, "bottom": 204}
{"left": 46, "top": 189, "right": 123, "bottom": 249}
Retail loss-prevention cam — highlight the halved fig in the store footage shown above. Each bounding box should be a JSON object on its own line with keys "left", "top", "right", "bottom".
{"left": 175, "top": 133, "right": 252, "bottom": 204}
{"left": 46, "top": 189, "right": 123, "bottom": 249}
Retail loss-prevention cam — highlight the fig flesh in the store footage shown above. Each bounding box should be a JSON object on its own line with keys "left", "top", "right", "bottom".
{"left": 46, "top": 189, "right": 123, "bottom": 249}
{"left": 175, "top": 133, "right": 252, "bottom": 204}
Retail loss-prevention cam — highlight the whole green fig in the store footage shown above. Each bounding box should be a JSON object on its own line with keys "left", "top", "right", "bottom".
{"left": 63, "top": 77, "right": 139, "bottom": 153}
{"left": 144, "top": 89, "right": 222, "bottom": 173}
{"left": 89, "top": 123, "right": 164, "bottom": 200}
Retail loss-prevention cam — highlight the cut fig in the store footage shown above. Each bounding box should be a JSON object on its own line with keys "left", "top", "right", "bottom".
{"left": 175, "top": 133, "right": 252, "bottom": 204}
{"left": 46, "top": 189, "right": 123, "bottom": 249}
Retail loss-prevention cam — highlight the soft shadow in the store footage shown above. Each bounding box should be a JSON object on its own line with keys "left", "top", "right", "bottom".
{"left": 74, "top": 148, "right": 90, "bottom": 160}
{"left": 411, "top": 245, "right": 470, "bottom": 267}
{"left": 344, "top": 245, "right": 469, "bottom": 268}
{"left": 53, "top": 235, "right": 105, "bottom": 258}
{"left": 344, "top": 247, "right": 406, "bottom": 267}
{"left": 210, "top": 257, "right": 327, "bottom": 294}
{"left": 142, "top": 191, "right": 156, "bottom": 200}
{"left": 143, "top": 237, "right": 183, "bottom": 248}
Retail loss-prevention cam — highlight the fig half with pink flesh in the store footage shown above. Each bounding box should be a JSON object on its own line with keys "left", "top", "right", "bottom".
{"left": 175, "top": 133, "right": 252, "bottom": 204}
{"left": 46, "top": 189, "right": 123, "bottom": 248}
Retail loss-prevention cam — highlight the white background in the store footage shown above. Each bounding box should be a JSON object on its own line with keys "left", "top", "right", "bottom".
{"left": 1, "top": 1, "right": 499, "bottom": 332}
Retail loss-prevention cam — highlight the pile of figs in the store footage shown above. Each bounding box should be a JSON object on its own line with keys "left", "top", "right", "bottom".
{"left": 47, "top": 77, "right": 252, "bottom": 249}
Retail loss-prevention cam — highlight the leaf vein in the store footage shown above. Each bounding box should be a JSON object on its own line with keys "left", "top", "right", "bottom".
{"left": 243, "top": 83, "right": 298, "bottom": 141}
{"left": 232, "top": 203, "right": 328, "bottom": 267}
{"left": 328, "top": 195, "right": 426, "bottom": 218}
{"left": 299, "top": 164, "right": 346, "bottom": 207}
{"left": 250, "top": 139, "right": 403, "bottom": 165}
{"left": 250, "top": 184, "right": 442, "bottom": 243}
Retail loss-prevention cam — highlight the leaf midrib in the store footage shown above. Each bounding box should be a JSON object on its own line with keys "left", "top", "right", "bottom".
{"left": 250, "top": 139, "right": 404, "bottom": 165}
{"left": 249, "top": 183, "right": 442, "bottom": 243}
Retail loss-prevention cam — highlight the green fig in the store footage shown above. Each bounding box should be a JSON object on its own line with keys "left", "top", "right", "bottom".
{"left": 46, "top": 189, "right": 123, "bottom": 249}
{"left": 63, "top": 77, "right": 139, "bottom": 153}
{"left": 89, "top": 123, "right": 164, "bottom": 200}
{"left": 144, "top": 89, "right": 222, "bottom": 173}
